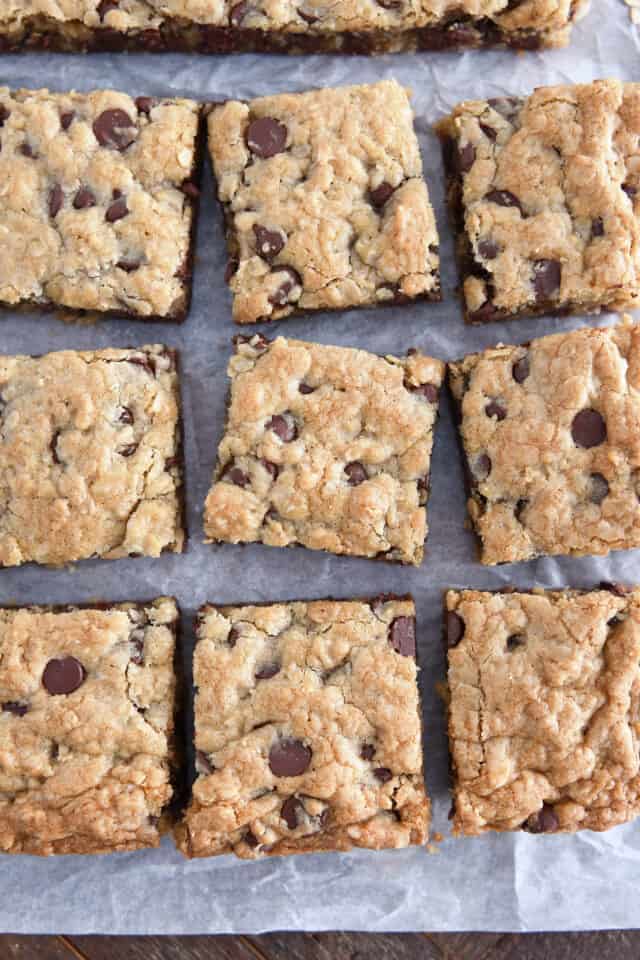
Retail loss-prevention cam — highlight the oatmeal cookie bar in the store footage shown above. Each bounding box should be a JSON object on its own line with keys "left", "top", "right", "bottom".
{"left": 203, "top": 334, "right": 444, "bottom": 564}
{"left": 0, "top": 87, "right": 202, "bottom": 322}
{"left": 0, "top": 345, "right": 184, "bottom": 567}
{"left": 177, "top": 595, "right": 430, "bottom": 859}
{"left": 445, "top": 586, "right": 640, "bottom": 836}
{"left": 207, "top": 80, "right": 440, "bottom": 324}
{"left": 437, "top": 79, "right": 640, "bottom": 323}
{"left": 0, "top": 597, "right": 179, "bottom": 855}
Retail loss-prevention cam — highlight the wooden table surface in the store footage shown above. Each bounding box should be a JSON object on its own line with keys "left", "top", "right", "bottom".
{"left": 2, "top": 931, "right": 640, "bottom": 959}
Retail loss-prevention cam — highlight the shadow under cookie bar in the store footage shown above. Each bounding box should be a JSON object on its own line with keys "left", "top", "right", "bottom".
{"left": 206, "top": 80, "right": 441, "bottom": 325}
{"left": 203, "top": 334, "right": 445, "bottom": 565}
{"left": 0, "top": 597, "right": 180, "bottom": 855}
{"left": 436, "top": 79, "right": 640, "bottom": 324}
{"left": 443, "top": 585, "right": 640, "bottom": 837}
{"left": 0, "top": 344, "right": 186, "bottom": 568}
{"left": 447, "top": 320, "right": 640, "bottom": 565}
{"left": 0, "top": 2, "right": 588, "bottom": 54}
{"left": 176, "top": 595, "right": 430, "bottom": 859}
{"left": 0, "top": 87, "right": 204, "bottom": 323}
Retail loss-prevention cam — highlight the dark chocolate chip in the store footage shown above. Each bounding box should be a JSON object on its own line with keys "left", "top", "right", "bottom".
{"left": 253, "top": 224, "right": 285, "bottom": 261}
{"left": 49, "top": 184, "right": 64, "bottom": 219}
{"left": 523, "top": 803, "right": 559, "bottom": 834}
{"left": 512, "top": 356, "right": 530, "bottom": 383}
{"left": 299, "top": 382, "right": 315, "bottom": 395}
{"left": 93, "top": 108, "right": 136, "bottom": 151}
{"left": 73, "top": 186, "right": 96, "bottom": 209}
{"left": 119, "top": 443, "right": 139, "bottom": 457}
{"left": 246, "top": 117, "right": 287, "bottom": 159}
{"left": 135, "top": 96, "right": 154, "bottom": 114}
{"left": 255, "top": 662, "right": 280, "bottom": 680}
{"left": 591, "top": 217, "right": 604, "bottom": 238}
{"left": 533, "top": 259, "right": 561, "bottom": 300}
{"left": 345, "top": 461, "right": 367, "bottom": 486}
{"left": 485, "top": 400, "right": 506, "bottom": 421}
{"left": 116, "top": 259, "right": 141, "bottom": 272}
{"left": 622, "top": 183, "right": 637, "bottom": 199}
{"left": 42, "top": 657, "right": 85, "bottom": 696}
{"left": 281, "top": 795, "right": 303, "bottom": 830}
{"left": 0, "top": 105, "right": 10, "bottom": 127}
{"left": 486, "top": 189, "right": 523, "bottom": 213}
{"left": 571, "top": 409, "right": 606, "bottom": 448}
{"left": 361, "top": 743, "right": 376, "bottom": 761}
{"left": 19, "top": 142, "right": 35, "bottom": 158}
{"left": 374, "top": 767, "right": 393, "bottom": 783}
{"left": 406, "top": 381, "right": 439, "bottom": 403}
{"left": 260, "top": 459, "right": 280, "bottom": 480}
{"left": 243, "top": 830, "right": 259, "bottom": 849}
{"left": 196, "top": 750, "right": 215, "bottom": 775}
{"left": 230, "top": 1, "right": 248, "bottom": 23}
{"left": 369, "top": 181, "right": 395, "bottom": 208}
{"left": 267, "top": 413, "right": 297, "bottom": 442}
{"left": 2, "top": 701, "right": 28, "bottom": 716}
{"left": 388, "top": 616, "right": 416, "bottom": 657}
{"left": 507, "top": 634, "right": 525, "bottom": 651}
{"left": 589, "top": 473, "right": 609, "bottom": 504}
{"left": 60, "top": 111, "right": 75, "bottom": 130}
{"left": 97, "top": 0, "right": 119, "bottom": 20}
{"left": 106, "top": 197, "right": 129, "bottom": 222}
{"left": 269, "top": 266, "right": 302, "bottom": 307}
{"left": 472, "top": 453, "right": 492, "bottom": 482}
{"left": 118, "top": 405, "right": 134, "bottom": 424}
{"left": 479, "top": 123, "right": 497, "bottom": 141}
{"left": 268, "top": 738, "right": 312, "bottom": 777}
{"left": 455, "top": 142, "right": 476, "bottom": 174}
{"left": 225, "top": 464, "right": 250, "bottom": 487}
{"left": 478, "top": 238, "right": 499, "bottom": 260}
{"left": 446, "top": 611, "right": 465, "bottom": 648}
{"left": 225, "top": 259, "right": 239, "bottom": 283}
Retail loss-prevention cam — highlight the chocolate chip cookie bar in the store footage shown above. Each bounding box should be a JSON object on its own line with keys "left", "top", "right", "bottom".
{"left": 203, "top": 334, "right": 444, "bottom": 564}
{"left": 0, "top": 1, "right": 589, "bottom": 53}
{"left": 445, "top": 586, "right": 640, "bottom": 836}
{"left": 207, "top": 80, "right": 440, "bottom": 324}
{"left": 0, "top": 87, "right": 202, "bottom": 322}
{"left": 0, "top": 345, "right": 184, "bottom": 567}
{"left": 448, "top": 320, "right": 640, "bottom": 565}
{"left": 0, "top": 597, "right": 179, "bottom": 855}
{"left": 437, "top": 79, "right": 640, "bottom": 324}
{"left": 177, "top": 596, "right": 429, "bottom": 859}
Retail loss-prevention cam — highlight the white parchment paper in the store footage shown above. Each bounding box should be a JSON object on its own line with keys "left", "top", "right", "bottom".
{"left": 2, "top": 3, "right": 640, "bottom": 932}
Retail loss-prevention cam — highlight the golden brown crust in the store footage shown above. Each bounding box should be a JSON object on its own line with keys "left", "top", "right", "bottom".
{"left": 0, "top": 598, "right": 178, "bottom": 855}
{"left": 177, "top": 597, "right": 430, "bottom": 859}
{"left": 446, "top": 588, "right": 640, "bottom": 837}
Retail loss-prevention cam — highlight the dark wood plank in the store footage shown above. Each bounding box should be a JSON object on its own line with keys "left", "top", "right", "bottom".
{"left": 246, "top": 931, "right": 442, "bottom": 960}
{"left": 427, "top": 932, "right": 505, "bottom": 960}
{"left": 490, "top": 931, "right": 640, "bottom": 960}
{"left": 68, "top": 935, "right": 255, "bottom": 960}
{"left": 0, "top": 936, "right": 76, "bottom": 960}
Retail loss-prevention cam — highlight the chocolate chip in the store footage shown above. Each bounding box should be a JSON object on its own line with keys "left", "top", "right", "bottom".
{"left": 118, "top": 405, "right": 134, "bottom": 424}
{"left": 0, "top": 105, "right": 10, "bottom": 126}
{"left": 93, "top": 108, "right": 136, "bottom": 151}
{"left": 298, "top": 5, "right": 319, "bottom": 20}
{"left": 345, "top": 461, "right": 367, "bottom": 486}
{"left": 73, "top": 186, "right": 96, "bottom": 209}
{"left": 230, "top": 1, "right": 248, "bottom": 24}
{"left": 267, "top": 413, "right": 297, "bottom": 442}
{"left": 42, "top": 657, "right": 86, "bottom": 695}
{"left": 486, "top": 189, "right": 522, "bottom": 213}
{"left": 253, "top": 224, "right": 285, "bottom": 261}
{"left": 106, "top": 197, "right": 129, "bottom": 222}
{"left": 224, "top": 464, "right": 250, "bottom": 487}
{"left": 369, "top": 181, "right": 395, "bottom": 208}
{"left": 479, "top": 123, "right": 497, "bottom": 141}
{"left": 119, "top": 443, "right": 138, "bottom": 457}
{"left": 591, "top": 217, "right": 604, "bottom": 238}
{"left": 97, "top": 0, "right": 119, "bottom": 19}
{"left": 225, "top": 259, "right": 239, "bottom": 283}
{"left": 485, "top": 400, "right": 506, "bottom": 421}
{"left": 533, "top": 259, "right": 561, "bottom": 300}
{"left": 589, "top": 473, "right": 609, "bottom": 504}
{"left": 299, "top": 382, "right": 315, "bottom": 394}
{"left": 478, "top": 239, "right": 499, "bottom": 260}
{"left": 455, "top": 142, "right": 476, "bottom": 174}
{"left": 406, "top": 381, "right": 439, "bottom": 403}
{"left": 571, "top": 409, "right": 606, "bottom": 448}
{"left": 361, "top": 744, "right": 376, "bottom": 761}
{"left": 472, "top": 453, "right": 492, "bottom": 482}
{"left": 280, "top": 795, "right": 303, "bottom": 829}
{"left": 507, "top": 634, "right": 525, "bottom": 651}
{"left": 268, "top": 738, "right": 312, "bottom": 777}
{"left": 117, "top": 259, "right": 141, "bottom": 272}
{"left": 135, "top": 96, "right": 154, "bottom": 114}
{"left": 60, "top": 111, "right": 75, "bottom": 130}
{"left": 622, "top": 182, "right": 637, "bottom": 199}
{"left": 196, "top": 750, "right": 215, "bottom": 775}
{"left": 388, "top": 616, "right": 416, "bottom": 657}
{"left": 260, "top": 459, "right": 280, "bottom": 480}
{"left": 255, "top": 662, "right": 280, "bottom": 680}
{"left": 19, "top": 142, "right": 35, "bottom": 158}
{"left": 2, "top": 701, "right": 28, "bottom": 716}
{"left": 512, "top": 356, "right": 530, "bottom": 383}
{"left": 243, "top": 830, "right": 259, "bottom": 849}
{"left": 374, "top": 767, "right": 393, "bottom": 783}
{"left": 446, "top": 611, "right": 465, "bottom": 648}
{"left": 523, "top": 803, "right": 559, "bottom": 834}
{"left": 246, "top": 117, "right": 287, "bottom": 158}
{"left": 269, "top": 266, "right": 302, "bottom": 307}
{"left": 49, "top": 184, "right": 64, "bottom": 219}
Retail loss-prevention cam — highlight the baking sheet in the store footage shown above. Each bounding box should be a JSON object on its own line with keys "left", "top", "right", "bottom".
{"left": 2, "top": 3, "right": 640, "bottom": 933}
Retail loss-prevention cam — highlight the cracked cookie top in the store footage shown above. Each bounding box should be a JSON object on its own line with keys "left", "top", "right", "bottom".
{"left": 448, "top": 320, "right": 640, "bottom": 565}
{"left": 0, "top": 345, "right": 183, "bottom": 567}
{"left": 0, "top": 597, "right": 178, "bottom": 855}
{"left": 204, "top": 334, "right": 445, "bottom": 564}
{"left": 177, "top": 596, "right": 429, "bottom": 859}
{"left": 0, "top": 87, "right": 200, "bottom": 319}
{"left": 438, "top": 79, "right": 640, "bottom": 321}
{"left": 446, "top": 587, "right": 640, "bottom": 836}
{"left": 207, "top": 80, "right": 440, "bottom": 323}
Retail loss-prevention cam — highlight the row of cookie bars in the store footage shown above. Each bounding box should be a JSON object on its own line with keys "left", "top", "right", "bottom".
{"left": 2, "top": 319, "right": 640, "bottom": 568}
{"left": 3, "top": 78, "right": 640, "bottom": 327}
{"left": 3, "top": 583, "right": 638, "bottom": 856}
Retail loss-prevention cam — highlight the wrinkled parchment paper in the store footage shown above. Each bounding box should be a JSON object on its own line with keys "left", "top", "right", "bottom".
{"left": 2, "top": 3, "right": 640, "bottom": 932}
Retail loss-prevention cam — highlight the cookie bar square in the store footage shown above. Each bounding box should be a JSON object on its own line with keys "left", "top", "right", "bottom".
{"left": 0, "top": 345, "right": 184, "bottom": 567}
{"left": 0, "top": 87, "right": 202, "bottom": 321}
{"left": 207, "top": 80, "right": 440, "bottom": 324}
{"left": 448, "top": 321, "right": 640, "bottom": 565}
{"left": 177, "top": 595, "right": 430, "bottom": 859}
{"left": 0, "top": 597, "right": 179, "bottom": 855}
{"left": 445, "top": 586, "right": 640, "bottom": 836}
{"left": 0, "top": 0, "right": 589, "bottom": 53}
{"left": 203, "top": 334, "right": 444, "bottom": 564}
{"left": 437, "top": 79, "right": 640, "bottom": 323}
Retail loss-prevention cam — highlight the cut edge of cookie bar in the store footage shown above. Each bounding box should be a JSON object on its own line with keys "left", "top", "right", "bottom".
{"left": 176, "top": 593, "right": 430, "bottom": 860}
{"left": 0, "top": 596, "right": 181, "bottom": 855}
{"left": 202, "top": 333, "right": 445, "bottom": 565}
{"left": 205, "top": 84, "right": 441, "bottom": 326}
{"left": 443, "top": 584, "right": 640, "bottom": 837}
